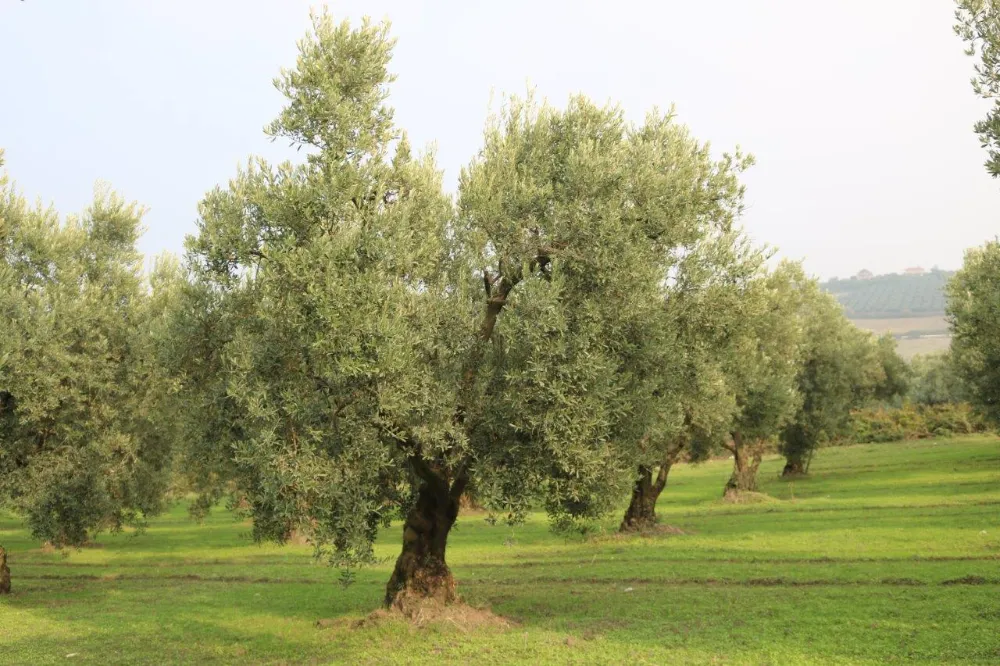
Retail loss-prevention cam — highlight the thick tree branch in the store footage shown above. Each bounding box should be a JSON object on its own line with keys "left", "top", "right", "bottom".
{"left": 448, "top": 462, "right": 471, "bottom": 502}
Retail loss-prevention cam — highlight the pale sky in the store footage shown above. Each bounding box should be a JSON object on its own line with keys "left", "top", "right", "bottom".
{"left": 1, "top": 0, "right": 996, "bottom": 279}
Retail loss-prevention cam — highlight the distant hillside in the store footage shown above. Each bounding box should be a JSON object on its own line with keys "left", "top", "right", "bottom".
{"left": 821, "top": 270, "right": 953, "bottom": 319}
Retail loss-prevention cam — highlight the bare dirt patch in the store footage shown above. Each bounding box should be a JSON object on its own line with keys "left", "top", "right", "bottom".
{"left": 720, "top": 491, "right": 778, "bottom": 505}
{"left": 941, "top": 575, "right": 995, "bottom": 586}
{"left": 318, "top": 599, "right": 512, "bottom": 633}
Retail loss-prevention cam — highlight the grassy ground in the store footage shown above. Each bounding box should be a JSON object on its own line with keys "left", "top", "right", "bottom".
{"left": 1, "top": 437, "right": 999, "bottom": 665}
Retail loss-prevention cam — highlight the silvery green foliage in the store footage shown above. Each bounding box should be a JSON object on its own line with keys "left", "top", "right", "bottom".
{"left": 175, "top": 13, "right": 754, "bottom": 565}
{"left": 723, "top": 262, "right": 809, "bottom": 447}
{"left": 779, "top": 283, "right": 894, "bottom": 470}
{"left": 457, "top": 98, "right": 753, "bottom": 529}
{"left": 948, "top": 239, "right": 1000, "bottom": 423}
{"left": 178, "top": 17, "right": 459, "bottom": 567}
{"left": 660, "top": 230, "right": 771, "bottom": 466}
{"left": 909, "top": 351, "right": 968, "bottom": 406}
{"left": 0, "top": 153, "right": 176, "bottom": 547}
{"left": 956, "top": 0, "right": 1000, "bottom": 178}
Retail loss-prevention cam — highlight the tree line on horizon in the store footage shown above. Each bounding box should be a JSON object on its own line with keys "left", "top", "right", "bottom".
{"left": 821, "top": 271, "right": 953, "bottom": 320}
{"left": 2, "top": 4, "right": 999, "bottom": 612}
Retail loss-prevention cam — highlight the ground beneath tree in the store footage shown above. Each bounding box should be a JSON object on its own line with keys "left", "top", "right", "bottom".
{"left": 600, "top": 524, "right": 690, "bottom": 540}
{"left": 317, "top": 599, "right": 511, "bottom": 633}
{"left": 1, "top": 437, "right": 998, "bottom": 664}
{"left": 721, "top": 490, "right": 779, "bottom": 504}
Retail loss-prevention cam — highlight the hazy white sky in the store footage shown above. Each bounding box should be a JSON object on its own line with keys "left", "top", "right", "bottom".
{"left": 1, "top": 0, "right": 996, "bottom": 279}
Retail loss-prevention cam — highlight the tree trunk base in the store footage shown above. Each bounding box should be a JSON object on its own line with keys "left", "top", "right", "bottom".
{"left": 384, "top": 478, "right": 460, "bottom": 611}
{"left": 620, "top": 462, "right": 673, "bottom": 533}
{"left": 385, "top": 556, "right": 457, "bottom": 613}
{"left": 0, "top": 546, "right": 11, "bottom": 595}
{"left": 725, "top": 435, "right": 762, "bottom": 496}
{"left": 620, "top": 513, "right": 657, "bottom": 533}
{"left": 620, "top": 479, "right": 658, "bottom": 533}
{"left": 781, "top": 460, "right": 807, "bottom": 478}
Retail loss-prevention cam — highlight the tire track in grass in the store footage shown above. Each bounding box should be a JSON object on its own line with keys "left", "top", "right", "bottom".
{"left": 465, "top": 575, "right": 1000, "bottom": 587}
{"left": 12, "top": 553, "right": 1000, "bottom": 569}
{"left": 674, "top": 499, "right": 1000, "bottom": 518}
{"left": 15, "top": 573, "right": 1000, "bottom": 587}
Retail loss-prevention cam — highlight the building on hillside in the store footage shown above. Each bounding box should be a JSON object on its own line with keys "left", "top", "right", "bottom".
{"left": 904, "top": 266, "right": 926, "bottom": 275}
{"left": 855, "top": 269, "right": 874, "bottom": 280}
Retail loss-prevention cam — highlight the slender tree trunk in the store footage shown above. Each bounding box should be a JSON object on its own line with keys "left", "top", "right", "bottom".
{"left": 0, "top": 545, "right": 10, "bottom": 595}
{"left": 384, "top": 461, "right": 466, "bottom": 610}
{"left": 724, "top": 433, "right": 762, "bottom": 497}
{"left": 620, "top": 449, "right": 679, "bottom": 532}
{"left": 804, "top": 447, "right": 817, "bottom": 474}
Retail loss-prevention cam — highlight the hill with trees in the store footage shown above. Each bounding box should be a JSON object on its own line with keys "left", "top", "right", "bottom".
{"left": 821, "top": 270, "right": 953, "bottom": 319}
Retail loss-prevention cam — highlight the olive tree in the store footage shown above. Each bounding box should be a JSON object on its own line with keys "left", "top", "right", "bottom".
{"left": 176, "top": 13, "right": 748, "bottom": 609}
{"left": 620, "top": 230, "right": 766, "bottom": 531}
{"left": 0, "top": 153, "right": 176, "bottom": 594}
{"left": 721, "top": 262, "right": 806, "bottom": 497}
{"left": 956, "top": 0, "right": 1000, "bottom": 177}
{"left": 778, "top": 288, "right": 893, "bottom": 477}
{"left": 948, "top": 240, "right": 1000, "bottom": 422}
{"left": 951, "top": 4, "right": 1000, "bottom": 424}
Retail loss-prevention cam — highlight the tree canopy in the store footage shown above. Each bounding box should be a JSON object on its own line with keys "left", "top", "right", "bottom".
{"left": 778, "top": 290, "right": 902, "bottom": 477}
{"left": 956, "top": 0, "right": 1000, "bottom": 178}
{"left": 0, "top": 152, "right": 177, "bottom": 593}
{"left": 948, "top": 240, "right": 1000, "bottom": 423}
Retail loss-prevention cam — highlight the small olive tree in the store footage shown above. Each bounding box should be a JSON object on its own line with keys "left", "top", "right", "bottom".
{"left": 948, "top": 240, "right": 1000, "bottom": 423}
{"left": 620, "top": 230, "right": 766, "bottom": 531}
{"left": 720, "top": 262, "right": 806, "bottom": 497}
{"left": 175, "top": 13, "right": 750, "bottom": 609}
{"left": 0, "top": 153, "right": 176, "bottom": 594}
{"left": 778, "top": 287, "right": 892, "bottom": 477}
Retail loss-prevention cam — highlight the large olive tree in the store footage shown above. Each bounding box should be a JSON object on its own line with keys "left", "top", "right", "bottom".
{"left": 175, "top": 14, "right": 747, "bottom": 609}
{"left": 0, "top": 153, "right": 176, "bottom": 594}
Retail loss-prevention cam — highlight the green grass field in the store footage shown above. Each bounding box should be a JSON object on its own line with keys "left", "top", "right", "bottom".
{"left": 2, "top": 437, "right": 999, "bottom": 665}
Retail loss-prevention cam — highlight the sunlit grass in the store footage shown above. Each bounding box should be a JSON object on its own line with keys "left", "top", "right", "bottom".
{"left": 2, "top": 436, "right": 999, "bottom": 664}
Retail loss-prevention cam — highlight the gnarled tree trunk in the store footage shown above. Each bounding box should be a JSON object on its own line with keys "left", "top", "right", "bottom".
{"left": 724, "top": 432, "right": 762, "bottom": 497}
{"left": 620, "top": 466, "right": 662, "bottom": 532}
{"left": 0, "top": 545, "right": 10, "bottom": 595}
{"left": 383, "top": 262, "right": 523, "bottom": 609}
{"left": 620, "top": 447, "right": 682, "bottom": 532}
{"left": 384, "top": 461, "right": 466, "bottom": 610}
